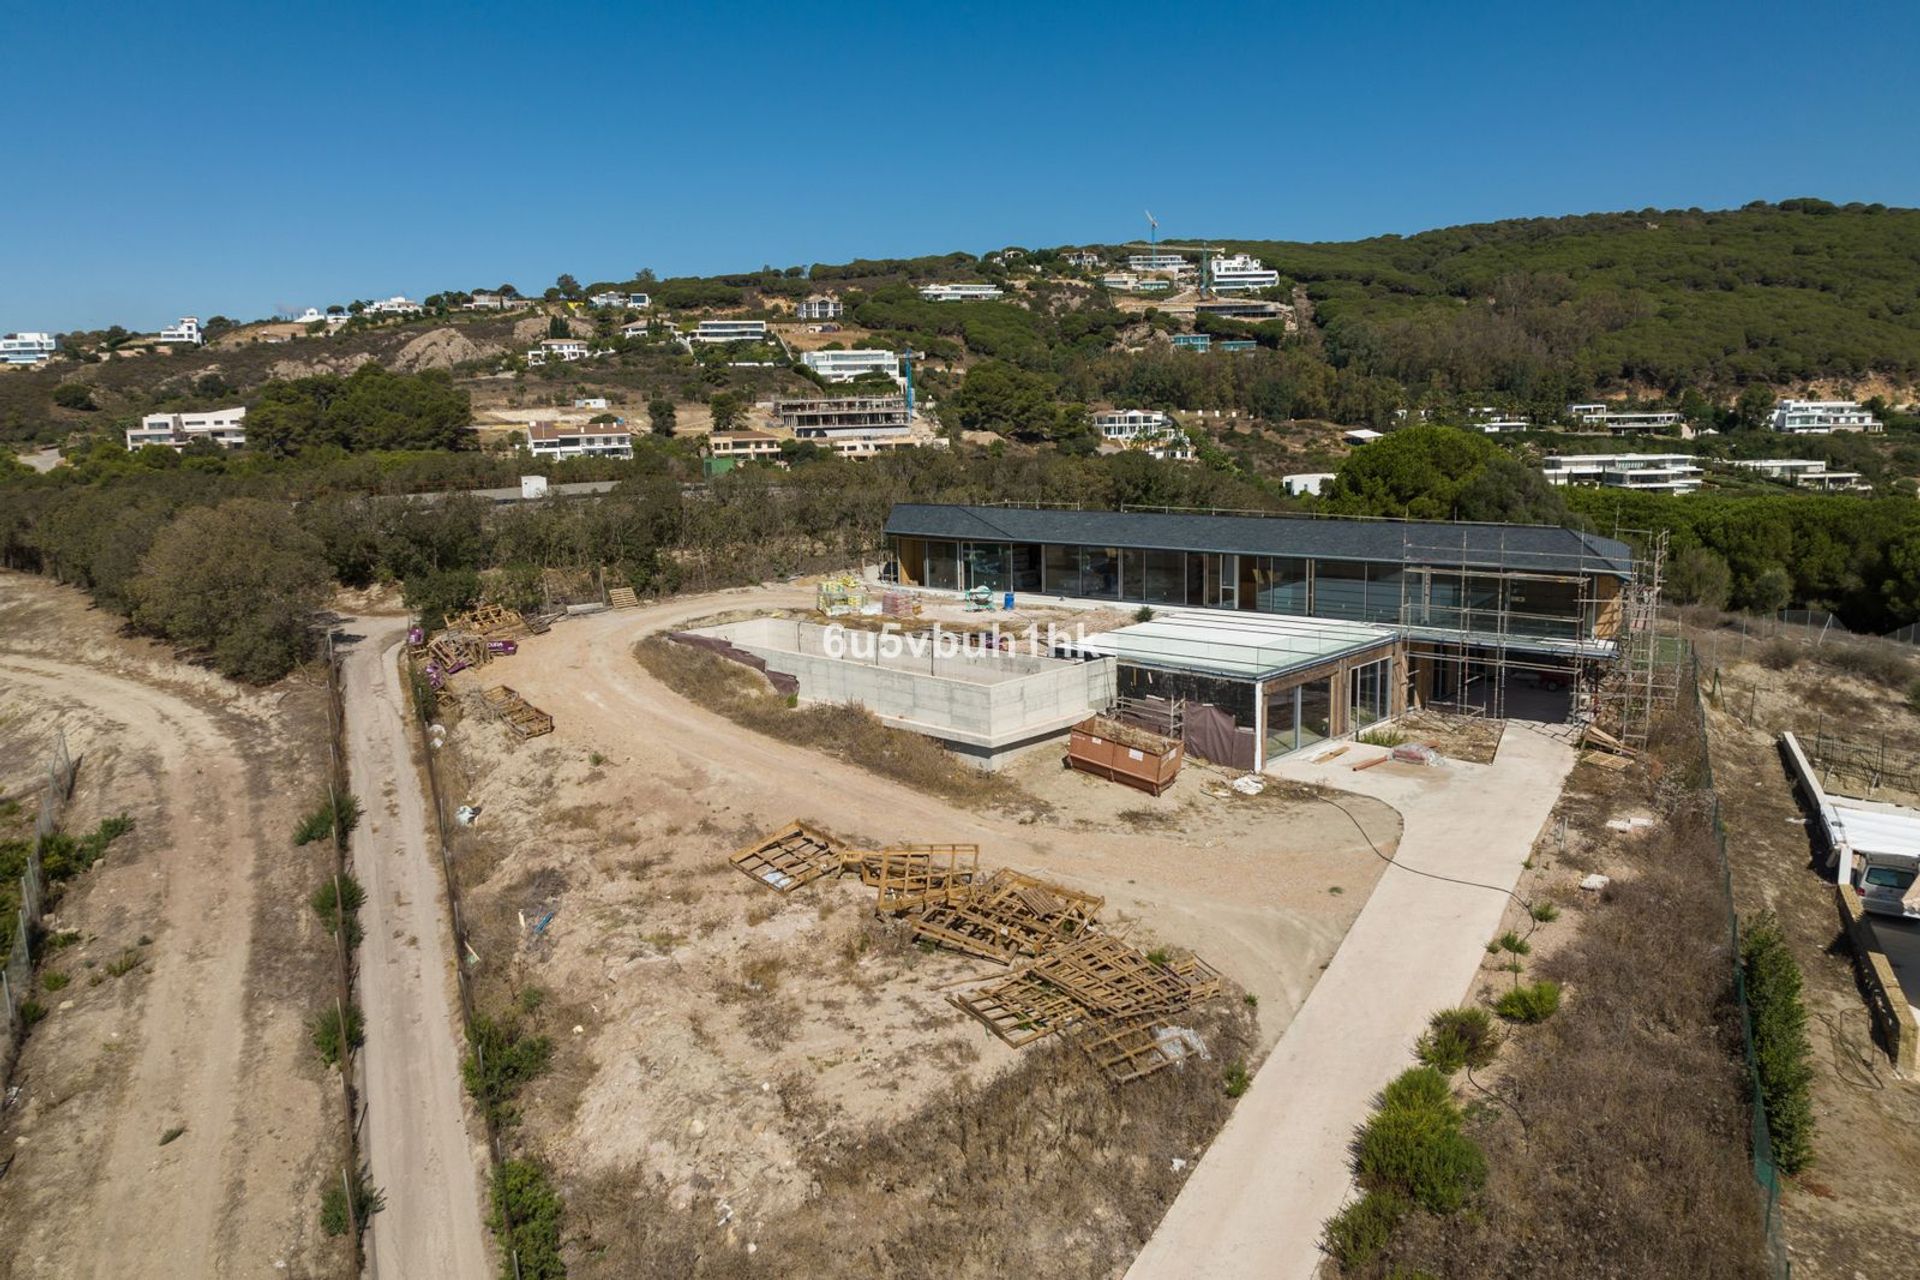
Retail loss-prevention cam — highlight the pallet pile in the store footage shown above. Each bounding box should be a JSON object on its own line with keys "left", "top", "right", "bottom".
{"left": 446, "top": 603, "right": 530, "bottom": 639}
{"left": 480, "top": 685, "right": 554, "bottom": 739}
{"left": 726, "top": 822, "right": 1223, "bottom": 1083}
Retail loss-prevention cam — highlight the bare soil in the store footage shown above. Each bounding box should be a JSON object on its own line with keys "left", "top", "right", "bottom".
{"left": 431, "top": 585, "right": 1401, "bottom": 1275}
{"left": 0, "top": 573, "right": 345, "bottom": 1279}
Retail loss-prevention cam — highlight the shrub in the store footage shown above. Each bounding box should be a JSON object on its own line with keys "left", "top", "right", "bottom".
{"left": 18, "top": 999, "right": 47, "bottom": 1027}
{"left": 463, "top": 1014, "right": 553, "bottom": 1126}
{"left": 1529, "top": 900, "right": 1561, "bottom": 923}
{"left": 294, "top": 793, "right": 362, "bottom": 848}
{"left": 39, "top": 814, "right": 135, "bottom": 881}
{"left": 490, "top": 1159, "right": 566, "bottom": 1279}
{"left": 1223, "top": 1061, "right": 1251, "bottom": 1098}
{"left": 310, "top": 874, "right": 366, "bottom": 945}
{"left": 1741, "top": 914, "right": 1816, "bottom": 1173}
{"left": 1908, "top": 678, "right": 1920, "bottom": 717}
{"left": 1490, "top": 930, "right": 1531, "bottom": 956}
{"left": 320, "top": 1164, "right": 386, "bottom": 1239}
{"left": 1821, "top": 639, "right": 1911, "bottom": 689}
{"left": 1415, "top": 1007, "right": 1501, "bottom": 1075}
{"left": 1495, "top": 980, "right": 1562, "bottom": 1023}
{"left": 1323, "top": 1189, "right": 1407, "bottom": 1268}
{"left": 40, "top": 971, "right": 69, "bottom": 992}
{"left": 1758, "top": 636, "right": 1800, "bottom": 671}
{"left": 1134, "top": 605, "right": 1156, "bottom": 623}
{"left": 1353, "top": 1076, "right": 1487, "bottom": 1214}
{"left": 312, "top": 1003, "right": 365, "bottom": 1066}
{"left": 1356, "top": 726, "right": 1407, "bottom": 747}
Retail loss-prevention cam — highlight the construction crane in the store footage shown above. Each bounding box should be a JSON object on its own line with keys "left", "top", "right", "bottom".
{"left": 1145, "top": 209, "right": 1159, "bottom": 255}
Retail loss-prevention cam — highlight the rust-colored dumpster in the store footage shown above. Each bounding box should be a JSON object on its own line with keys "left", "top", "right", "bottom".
{"left": 1066, "top": 716, "right": 1184, "bottom": 795}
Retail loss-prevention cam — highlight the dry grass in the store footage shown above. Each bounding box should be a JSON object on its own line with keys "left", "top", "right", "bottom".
{"left": 562, "top": 1002, "right": 1258, "bottom": 1278}
{"left": 1360, "top": 698, "right": 1767, "bottom": 1278}
{"left": 634, "top": 637, "right": 1049, "bottom": 815}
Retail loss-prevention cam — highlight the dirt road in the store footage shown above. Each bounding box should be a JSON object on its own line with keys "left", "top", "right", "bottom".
{"left": 1126, "top": 726, "right": 1577, "bottom": 1280}
{"left": 0, "top": 574, "right": 336, "bottom": 1278}
{"left": 335, "top": 618, "right": 490, "bottom": 1280}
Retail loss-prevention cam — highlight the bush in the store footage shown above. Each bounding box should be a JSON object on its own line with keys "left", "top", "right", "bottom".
{"left": 294, "top": 793, "right": 362, "bottom": 848}
{"left": 1821, "top": 639, "right": 1912, "bottom": 689}
{"left": 311, "top": 874, "right": 366, "bottom": 947}
{"left": 1353, "top": 1072, "right": 1487, "bottom": 1215}
{"left": 1758, "top": 636, "right": 1800, "bottom": 671}
{"left": 463, "top": 1014, "right": 553, "bottom": 1127}
{"left": 52, "top": 383, "right": 96, "bottom": 411}
{"left": 1529, "top": 900, "right": 1561, "bottom": 923}
{"left": 1323, "top": 1189, "right": 1407, "bottom": 1268}
{"left": 1741, "top": 914, "right": 1816, "bottom": 1173}
{"left": 491, "top": 1158, "right": 566, "bottom": 1279}
{"left": 312, "top": 1002, "right": 365, "bottom": 1066}
{"left": 1415, "top": 1007, "right": 1501, "bottom": 1075}
{"left": 320, "top": 1164, "right": 385, "bottom": 1239}
{"left": 39, "top": 814, "right": 134, "bottom": 881}
{"left": 1356, "top": 726, "right": 1407, "bottom": 747}
{"left": 1495, "top": 980, "right": 1562, "bottom": 1023}
{"left": 1223, "top": 1061, "right": 1251, "bottom": 1097}
{"left": 1489, "top": 930, "right": 1530, "bottom": 956}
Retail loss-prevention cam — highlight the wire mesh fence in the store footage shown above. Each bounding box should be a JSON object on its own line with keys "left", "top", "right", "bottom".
{"left": 1691, "top": 654, "right": 1792, "bottom": 1279}
{"left": 1, "top": 731, "right": 80, "bottom": 1091}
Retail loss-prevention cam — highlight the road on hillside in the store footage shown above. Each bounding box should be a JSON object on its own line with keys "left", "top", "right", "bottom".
{"left": 336, "top": 617, "right": 489, "bottom": 1279}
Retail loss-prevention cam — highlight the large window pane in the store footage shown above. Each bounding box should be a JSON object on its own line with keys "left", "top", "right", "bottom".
{"left": 1314, "top": 561, "right": 1368, "bottom": 620}
{"left": 1364, "top": 566, "right": 1406, "bottom": 624}
{"left": 1010, "top": 544, "right": 1042, "bottom": 593}
{"left": 963, "top": 542, "right": 1008, "bottom": 593}
{"left": 1298, "top": 678, "right": 1333, "bottom": 748}
{"left": 1121, "top": 548, "right": 1146, "bottom": 602}
{"left": 1350, "top": 658, "right": 1390, "bottom": 728}
{"left": 1507, "top": 577, "right": 1582, "bottom": 640}
{"left": 1265, "top": 684, "right": 1297, "bottom": 759}
{"left": 1185, "top": 553, "right": 1209, "bottom": 607}
{"left": 1265, "top": 557, "right": 1309, "bottom": 614}
{"left": 1043, "top": 544, "right": 1081, "bottom": 596}
{"left": 1144, "top": 549, "right": 1186, "bottom": 604}
{"left": 1083, "top": 546, "right": 1120, "bottom": 599}
{"left": 925, "top": 539, "right": 958, "bottom": 591}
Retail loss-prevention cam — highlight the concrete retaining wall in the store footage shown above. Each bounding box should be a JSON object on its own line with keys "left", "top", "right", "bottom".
{"left": 689, "top": 618, "right": 1115, "bottom": 761}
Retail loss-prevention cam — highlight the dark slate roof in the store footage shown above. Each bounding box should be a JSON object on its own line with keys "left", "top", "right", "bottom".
{"left": 883, "top": 504, "right": 1635, "bottom": 578}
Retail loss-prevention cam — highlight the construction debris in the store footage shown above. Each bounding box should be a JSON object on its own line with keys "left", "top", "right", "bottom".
{"left": 446, "top": 602, "right": 530, "bottom": 639}
{"left": 480, "top": 685, "right": 554, "bottom": 739}
{"left": 1581, "top": 723, "right": 1641, "bottom": 759}
{"left": 725, "top": 820, "right": 1226, "bottom": 1084}
{"left": 1391, "top": 743, "right": 1441, "bottom": 767}
{"left": 607, "top": 587, "right": 640, "bottom": 610}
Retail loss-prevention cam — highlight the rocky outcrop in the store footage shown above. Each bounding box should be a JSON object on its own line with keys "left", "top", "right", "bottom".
{"left": 390, "top": 327, "right": 489, "bottom": 373}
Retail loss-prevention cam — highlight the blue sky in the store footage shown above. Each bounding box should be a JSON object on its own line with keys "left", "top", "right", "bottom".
{"left": 1, "top": 0, "right": 1912, "bottom": 333}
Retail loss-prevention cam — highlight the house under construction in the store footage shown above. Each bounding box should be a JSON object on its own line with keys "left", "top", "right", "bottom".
{"left": 882, "top": 503, "right": 1677, "bottom": 759}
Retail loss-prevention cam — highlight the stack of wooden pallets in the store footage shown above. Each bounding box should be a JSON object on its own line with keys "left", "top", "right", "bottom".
{"left": 447, "top": 603, "right": 530, "bottom": 639}
{"left": 480, "top": 685, "right": 554, "bottom": 739}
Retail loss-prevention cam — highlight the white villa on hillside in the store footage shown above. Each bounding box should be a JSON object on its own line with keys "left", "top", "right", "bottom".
{"left": 801, "top": 349, "right": 897, "bottom": 382}
{"left": 126, "top": 407, "right": 247, "bottom": 450}
{"left": 1731, "top": 458, "right": 1870, "bottom": 491}
{"left": 918, "top": 283, "right": 1004, "bottom": 302}
{"left": 0, "top": 332, "right": 57, "bottom": 365}
{"left": 1565, "top": 403, "right": 1684, "bottom": 434}
{"left": 1770, "top": 399, "right": 1882, "bottom": 434}
{"left": 796, "top": 295, "right": 843, "bottom": 321}
{"left": 527, "top": 336, "right": 590, "bottom": 364}
{"left": 364, "top": 296, "right": 423, "bottom": 316}
{"left": 1207, "top": 253, "right": 1281, "bottom": 292}
{"left": 1095, "top": 409, "right": 1194, "bottom": 461}
{"left": 523, "top": 421, "right": 633, "bottom": 460}
{"left": 1282, "top": 472, "right": 1336, "bottom": 497}
{"left": 689, "top": 319, "right": 770, "bottom": 344}
{"left": 157, "top": 317, "right": 203, "bottom": 345}
{"left": 1540, "top": 453, "right": 1703, "bottom": 493}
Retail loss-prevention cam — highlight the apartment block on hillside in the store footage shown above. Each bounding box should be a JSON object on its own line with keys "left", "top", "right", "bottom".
{"left": 523, "top": 421, "right": 633, "bottom": 460}
{"left": 1770, "top": 399, "right": 1882, "bottom": 434}
{"left": 126, "top": 407, "right": 247, "bottom": 450}
{"left": 774, "top": 394, "right": 911, "bottom": 437}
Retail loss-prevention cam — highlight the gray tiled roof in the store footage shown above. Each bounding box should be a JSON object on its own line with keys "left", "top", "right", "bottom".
{"left": 883, "top": 504, "right": 1635, "bottom": 577}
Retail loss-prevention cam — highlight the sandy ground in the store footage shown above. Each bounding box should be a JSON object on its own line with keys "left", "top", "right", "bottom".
{"left": 431, "top": 585, "right": 1402, "bottom": 1240}
{"left": 1701, "top": 648, "right": 1920, "bottom": 1279}
{"left": 334, "top": 618, "right": 490, "bottom": 1279}
{"left": 0, "top": 573, "right": 342, "bottom": 1278}
{"left": 1128, "top": 724, "right": 1579, "bottom": 1280}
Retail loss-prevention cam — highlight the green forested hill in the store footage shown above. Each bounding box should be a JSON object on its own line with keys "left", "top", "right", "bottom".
{"left": 1230, "top": 200, "right": 1920, "bottom": 395}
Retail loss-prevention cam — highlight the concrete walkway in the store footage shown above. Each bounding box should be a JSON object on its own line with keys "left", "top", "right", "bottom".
{"left": 1127, "top": 724, "right": 1576, "bottom": 1280}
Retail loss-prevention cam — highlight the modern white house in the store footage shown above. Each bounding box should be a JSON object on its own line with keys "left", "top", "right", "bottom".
{"left": 0, "top": 332, "right": 57, "bottom": 365}
{"left": 618, "top": 318, "right": 660, "bottom": 339}
{"left": 1093, "top": 409, "right": 1194, "bottom": 460}
{"left": 918, "top": 283, "right": 1005, "bottom": 302}
{"left": 796, "top": 295, "right": 843, "bottom": 321}
{"left": 157, "top": 316, "right": 204, "bottom": 345}
{"left": 820, "top": 434, "right": 920, "bottom": 459}
{"left": 1731, "top": 458, "right": 1870, "bottom": 491}
{"left": 1540, "top": 453, "right": 1703, "bottom": 494}
{"left": 689, "top": 319, "right": 770, "bottom": 344}
{"left": 523, "top": 421, "right": 633, "bottom": 460}
{"left": 466, "top": 292, "right": 530, "bottom": 311}
{"left": 1465, "top": 406, "right": 1531, "bottom": 433}
{"left": 573, "top": 396, "right": 611, "bottom": 410}
{"left": 801, "top": 349, "right": 897, "bottom": 382}
{"left": 1770, "top": 399, "right": 1883, "bottom": 435}
{"left": 364, "top": 295, "right": 423, "bottom": 316}
{"left": 1127, "top": 252, "right": 1190, "bottom": 274}
{"left": 1281, "top": 472, "right": 1337, "bottom": 498}
{"left": 1207, "top": 253, "right": 1281, "bottom": 292}
{"left": 1100, "top": 272, "right": 1171, "bottom": 293}
{"left": 527, "top": 337, "right": 591, "bottom": 364}
{"left": 1565, "top": 403, "right": 1685, "bottom": 434}
{"left": 1342, "top": 428, "right": 1384, "bottom": 446}
{"left": 126, "top": 406, "right": 248, "bottom": 450}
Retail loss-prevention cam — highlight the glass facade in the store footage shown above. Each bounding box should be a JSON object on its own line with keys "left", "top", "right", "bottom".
{"left": 1264, "top": 677, "right": 1334, "bottom": 758}
{"left": 1350, "top": 658, "right": 1390, "bottom": 729}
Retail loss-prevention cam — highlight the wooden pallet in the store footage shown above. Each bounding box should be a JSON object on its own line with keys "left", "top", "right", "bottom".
{"left": 607, "top": 586, "right": 640, "bottom": 610}
{"left": 908, "top": 868, "right": 1104, "bottom": 964}
{"left": 728, "top": 821, "right": 841, "bottom": 893}
{"left": 427, "top": 634, "right": 488, "bottom": 671}
{"left": 1068, "top": 1013, "right": 1210, "bottom": 1085}
{"left": 447, "top": 602, "right": 530, "bottom": 638}
{"left": 949, "top": 971, "right": 1088, "bottom": 1047}
{"left": 480, "top": 685, "right": 553, "bottom": 739}
{"left": 1026, "top": 933, "right": 1194, "bottom": 1018}
{"left": 863, "top": 844, "right": 980, "bottom": 912}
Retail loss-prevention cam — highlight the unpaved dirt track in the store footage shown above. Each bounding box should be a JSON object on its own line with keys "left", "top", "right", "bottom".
{"left": 0, "top": 572, "right": 334, "bottom": 1278}
{"left": 336, "top": 618, "right": 490, "bottom": 1280}
{"left": 1127, "top": 727, "right": 1577, "bottom": 1280}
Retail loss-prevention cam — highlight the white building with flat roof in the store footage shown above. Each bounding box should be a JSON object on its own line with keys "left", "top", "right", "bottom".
{"left": 1731, "top": 458, "right": 1870, "bottom": 491}
{"left": 801, "top": 349, "right": 897, "bottom": 383}
{"left": 918, "top": 283, "right": 1004, "bottom": 302}
{"left": 1095, "top": 409, "right": 1194, "bottom": 461}
{"left": 523, "top": 421, "right": 632, "bottom": 460}
{"left": 689, "top": 319, "right": 770, "bottom": 343}
{"left": 1207, "top": 253, "right": 1281, "bottom": 292}
{"left": 364, "top": 295, "right": 423, "bottom": 316}
{"left": 796, "top": 295, "right": 843, "bottom": 321}
{"left": 0, "top": 332, "right": 56, "bottom": 365}
{"left": 1771, "top": 399, "right": 1882, "bottom": 434}
{"left": 157, "top": 316, "right": 203, "bottom": 345}
{"left": 1541, "top": 453, "right": 1703, "bottom": 493}
{"left": 1127, "top": 252, "right": 1189, "bottom": 274}
{"left": 527, "top": 336, "right": 591, "bottom": 364}
{"left": 1282, "top": 472, "right": 1337, "bottom": 497}
{"left": 1566, "top": 403, "right": 1685, "bottom": 434}
{"left": 126, "top": 406, "right": 247, "bottom": 450}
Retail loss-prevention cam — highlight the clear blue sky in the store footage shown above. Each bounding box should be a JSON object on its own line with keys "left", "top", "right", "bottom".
{"left": 2, "top": 0, "right": 1912, "bottom": 333}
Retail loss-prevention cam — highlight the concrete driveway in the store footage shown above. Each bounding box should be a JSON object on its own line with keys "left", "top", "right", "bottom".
{"left": 1127, "top": 724, "right": 1576, "bottom": 1280}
